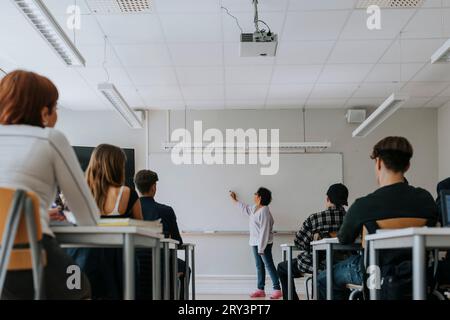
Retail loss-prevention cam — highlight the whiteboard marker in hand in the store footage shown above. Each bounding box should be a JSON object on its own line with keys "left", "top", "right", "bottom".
{"left": 229, "top": 191, "right": 238, "bottom": 203}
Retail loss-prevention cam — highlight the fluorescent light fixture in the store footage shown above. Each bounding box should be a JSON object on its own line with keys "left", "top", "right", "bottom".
{"left": 431, "top": 39, "right": 450, "bottom": 64}
{"left": 162, "top": 142, "right": 331, "bottom": 152}
{"left": 98, "top": 83, "right": 144, "bottom": 129}
{"left": 12, "top": 0, "right": 86, "bottom": 67}
{"left": 352, "top": 93, "right": 408, "bottom": 138}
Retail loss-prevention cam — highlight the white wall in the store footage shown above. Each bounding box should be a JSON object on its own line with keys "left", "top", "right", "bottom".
{"left": 438, "top": 101, "right": 450, "bottom": 180}
{"left": 57, "top": 107, "right": 438, "bottom": 293}
{"left": 56, "top": 108, "right": 147, "bottom": 171}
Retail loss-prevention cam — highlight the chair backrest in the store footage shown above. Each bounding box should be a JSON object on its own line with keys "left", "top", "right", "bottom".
{"left": 362, "top": 217, "right": 428, "bottom": 248}
{"left": 0, "top": 188, "right": 45, "bottom": 270}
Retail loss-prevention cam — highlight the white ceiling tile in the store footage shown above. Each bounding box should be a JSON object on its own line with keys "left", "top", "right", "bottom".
{"left": 59, "top": 83, "right": 108, "bottom": 110}
{"left": 400, "top": 82, "right": 450, "bottom": 97}
{"left": 127, "top": 67, "right": 178, "bottom": 85}
{"left": 425, "top": 96, "right": 450, "bottom": 108}
{"left": 226, "top": 100, "right": 266, "bottom": 109}
{"left": 222, "top": 12, "right": 285, "bottom": 42}
{"left": 43, "top": 0, "right": 92, "bottom": 14}
{"left": 136, "top": 85, "right": 182, "bottom": 101}
{"left": 78, "top": 44, "right": 122, "bottom": 67}
{"left": 115, "top": 85, "right": 146, "bottom": 107}
{"left": 402, "top": 97, "right": 433, "bottom": 108}
{"left": 77, "top": 67, "right": 133, "bottom": 86}
{"left": 289, "top": 0, "right": 357, "bottom": 11}
{"left": 55, "top": 15, "right": 105, "bottom": 46}
{"left": 96, "top": 15, "right": 164, "bottom": 44}
{"left": 403, "top": 8, "right": 450, "bottom": 39}
{"left": 411, "top": 64, "right": 450, "bottom": 82}
{"left": 283, "top": 11, "right": 350, "bottom": 41}
{"left": 220, "top": 0, "right": 289, "bottom": 12}
{"left": 366, "top": 63, "right": 424, "bottom": 82}
{"left": 225, "top": 66, "right": 273, "bottom": 84}
{"left": 310, "top": 83, "right": 359, "bottom": 98}
{"left": 265, "top": 99, "right": 306, "bottom": 109}
{"left": 421, "top": 0, "right": 450, "bottom": 8}
{"left": 276, "top": 41, "right": 335, "bottom": 65}
{"left": 186, "top": 100, "right": 225, "bottom": 110}
{"left": 340, "top": 10, "right": 415, "bottom": 40}
{"left": 182, "top": 85, "right": 224, "bottom": 100}
{"left": 176, "top": 67, "right": 223, "bottom": 85}
{"left": 267, "top": 84, "right": 313, "bottom": 100}
{"left": 318, "top": 64, "right": 373, "bottom": 83}
{"left": 146, "top": 100, "right": 186, "bottom": 110}
{"left": 353, "top": 82, "right": 404, "bottom": 98}
{"left": 306, "top": 98, "right": 347, "bottom": 108}
{"left": 380, "top": 39, "right": 448, "bottom": 63}
{"left": 439, "top": 84, "right": 450, "bottom": 96}
{"left": 328, "top": 40, "right": 391, "bottom": 64}
{"left": 155, "top": 0, "right": 220, "bottom": 13}
{"left": 226, "top": 85, "right": 269, "bottom": 100}
{"left": 114, "top": 44, "right": 172, "bottom": 67}
{"left": 346, "top": 97, "right": 385, "bottom": 107}
{"left": 271, "top": 65, "right": 323, "bottom": 84}
{"left": 169, "top": 43, "right": 223, "bottom": 66}
{"left": 160, "top": 14, "right": 222, "bottom": 42}
{"left": 224, "top": 43, "right": 275, "bottom": 66}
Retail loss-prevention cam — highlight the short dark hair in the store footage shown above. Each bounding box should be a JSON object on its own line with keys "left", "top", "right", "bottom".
{"left": 256, "top": 187, "right": 272, "bottom": 206}
{"left": 134, "top": 170, "right": 159, "bottom": 194}
{"left": 370, "top": 136, "right": 413, "bottom": 173}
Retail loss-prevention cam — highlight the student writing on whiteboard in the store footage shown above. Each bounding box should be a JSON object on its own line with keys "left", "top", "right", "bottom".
{"left": 229, "top": 188, "right": 282, "bottom": 299}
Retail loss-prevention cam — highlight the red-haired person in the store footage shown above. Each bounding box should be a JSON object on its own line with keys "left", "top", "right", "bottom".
{"left": 0, "top": 70, "right": 99, "bottom": 300}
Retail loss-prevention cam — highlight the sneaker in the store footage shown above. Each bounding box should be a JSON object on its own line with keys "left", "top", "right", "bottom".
{"left": 270, "top": 290, "right": 283, "bottom": 299}
{"left": 250, "top": 289, "right": 266, "bottom": 298}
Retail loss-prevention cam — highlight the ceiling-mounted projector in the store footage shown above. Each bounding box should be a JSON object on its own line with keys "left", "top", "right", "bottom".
{"left": 240, "top": 31, "right": 278, "bottom": 57}
{"left": 238, "top": 0, "right": 278, "bottom": 57}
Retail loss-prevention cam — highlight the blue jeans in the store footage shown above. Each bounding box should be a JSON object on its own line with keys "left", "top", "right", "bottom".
{"left": 252, "top": 244, "right": 281, "bottom": 290}
{"left": 317, "top": 254, "right": 363, "bottom": 300}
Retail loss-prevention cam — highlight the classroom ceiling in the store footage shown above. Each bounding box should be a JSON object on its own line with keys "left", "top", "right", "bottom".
{"left": 1, "top": 0, "right": 450, "bottom": 111}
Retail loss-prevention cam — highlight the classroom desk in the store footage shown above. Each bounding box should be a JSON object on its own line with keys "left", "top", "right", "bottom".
{"left": 179, "top": 243, "right": 196, "bottom": 300}
{"left": 281, "top": 243, "right": 300, "bottom": 300}
{"left": 365, "top": 227, "right": 450, "bottom": 300}
{"left": 311, "top": 238, "right": 361, "bottom": 300}
{"left": 51, "top": 226, "right": 162, "bottom": 300}
{"left": 160, "top": 238, "right": 179, "bottom": 300}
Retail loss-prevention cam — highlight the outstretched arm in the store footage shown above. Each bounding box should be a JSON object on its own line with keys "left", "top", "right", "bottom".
{"left": 230, "top": 191, "right": 253, "bottom": 216}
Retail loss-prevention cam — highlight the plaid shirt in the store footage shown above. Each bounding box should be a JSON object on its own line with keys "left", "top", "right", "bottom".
{"left": 294, "top": 206, "right": 346, "bottom": 273}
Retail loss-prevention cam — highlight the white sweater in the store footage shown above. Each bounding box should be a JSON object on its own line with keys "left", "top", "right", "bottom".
{"left": 236, "top": 201, "right": 274, "bottom": 254}
{"left": 0, "top": 125, "right": 99, "bottom": 236}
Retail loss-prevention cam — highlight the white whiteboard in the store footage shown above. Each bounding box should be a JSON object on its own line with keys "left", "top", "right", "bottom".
{"left": 148, "top": 153, "right": 343, "bottom": 232}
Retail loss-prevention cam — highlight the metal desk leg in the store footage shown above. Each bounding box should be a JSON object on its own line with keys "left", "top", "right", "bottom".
{"left": 163, "top": 242, "right": 170, "bottom": 300}
{"left": 123, "top": 234, "right": 135, "bottom": 300}
{"left": 172, "top": 248, "right": 178, "bottom": 300}
{"left": 326, "top": 244, "right": 333, "bottom": 300}
{"left": 369, "top": 242, "right": 379, "bottom": 300}
{"left": 282, "top": 249, "right": 287, "bottom": 262}
{"left": 191, "top": 246, "right": 196, "bottom": 300}
{"left": 312, "top": 247, "right": 318, "bottom": 300}
{"left": 184, "top": 246, "right": 190, "bottom": 300}
{"left": 287, "top": 246, "right": 293, "bottom": 300}
{"left": 152, "top": 241, "right": 161, "bottom": 300}
{"left": 413, "top": 235, "right": 426, "bottom": 300}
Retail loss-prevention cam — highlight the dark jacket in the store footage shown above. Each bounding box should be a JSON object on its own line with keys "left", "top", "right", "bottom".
{"left": 140, "top": 197, "right": 183, "bottom": 244}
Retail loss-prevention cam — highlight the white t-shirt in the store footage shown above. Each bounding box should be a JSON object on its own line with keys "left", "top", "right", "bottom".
{"left": 0, "top": 125, "right": 99, "bottom": 236}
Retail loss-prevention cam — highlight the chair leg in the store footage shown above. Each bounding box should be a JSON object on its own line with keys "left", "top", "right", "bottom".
{"left": 349, "top": 289, "right": 362, "bottom": 300}
{"left": 0, "top": 191, "right": 25, "bottom": 296}
{"left": 305, "top": 275, "right": 312, "bottom": 300}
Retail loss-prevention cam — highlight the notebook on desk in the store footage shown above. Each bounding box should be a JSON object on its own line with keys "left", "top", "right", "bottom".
{"left": 98, "top": 218, "right": 162, "bottom": 231}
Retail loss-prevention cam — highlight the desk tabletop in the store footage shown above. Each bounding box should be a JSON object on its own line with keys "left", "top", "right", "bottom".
{"left": 365, "top": 227, "right": 450, "bottom": 241}
{"left": 51, "top": 226, "right": 163, "bottom": 239}
{"left": 160, "top": 238, "right": 180, "bottom": 245}
{"left": 280, "top": 243, "right": 297, "bottom": 248}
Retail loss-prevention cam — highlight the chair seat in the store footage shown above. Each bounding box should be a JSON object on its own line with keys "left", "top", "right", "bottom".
{"left": 346, "top": 283, "right": 363, "bottom": 291}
